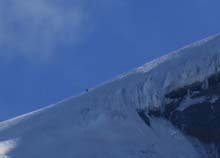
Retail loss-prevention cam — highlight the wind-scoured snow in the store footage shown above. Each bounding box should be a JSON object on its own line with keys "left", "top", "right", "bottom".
{"left": 0, "top": 34, "right": 220, "bottom": 158}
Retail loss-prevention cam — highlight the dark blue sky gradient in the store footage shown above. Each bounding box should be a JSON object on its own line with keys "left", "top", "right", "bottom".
{"left": 0, "top": 0, "right": 220, "bottom": 121}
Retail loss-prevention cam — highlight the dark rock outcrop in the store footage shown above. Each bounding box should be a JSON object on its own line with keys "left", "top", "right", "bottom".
{"left": 148, "top": 72, "right": 220, "bottom": 157}
{"left": 164, "top": 72, "right": 220, "bottom": 143}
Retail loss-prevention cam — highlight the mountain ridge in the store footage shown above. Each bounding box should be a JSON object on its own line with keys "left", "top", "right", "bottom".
{"left": 2, "top": 34, "right": 220, "bottom": 126}
{"left": 1, "top": 34, "right": 220, "bottom": 158}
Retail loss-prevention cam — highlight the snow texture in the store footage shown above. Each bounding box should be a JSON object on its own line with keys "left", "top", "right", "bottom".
{"left": 1, "top": 34, "right": 220, "bottom": 158}
{"left": 0, "top": 140, "right": 16, "bottom": 158}
{"left": 177, "top": 96, "right": 208, "bottom": 111}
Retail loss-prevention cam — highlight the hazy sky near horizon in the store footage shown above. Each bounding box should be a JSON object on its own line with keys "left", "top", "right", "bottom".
{"left": 0, "top": 0, "right": 220, "bottom": 121}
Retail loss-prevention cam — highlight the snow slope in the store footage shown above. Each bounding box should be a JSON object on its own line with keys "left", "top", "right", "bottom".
{"left": 1, "top": 34, "right": 220, "bottom": 158}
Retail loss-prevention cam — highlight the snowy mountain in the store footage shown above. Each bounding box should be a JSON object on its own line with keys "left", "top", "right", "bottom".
{"left": 1, "top": 34, "right": 220, "bottom": 158}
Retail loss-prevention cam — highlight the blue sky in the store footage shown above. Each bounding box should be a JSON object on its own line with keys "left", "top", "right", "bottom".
{"left": 0, "top": 0, "right": 220, "bottom": 121}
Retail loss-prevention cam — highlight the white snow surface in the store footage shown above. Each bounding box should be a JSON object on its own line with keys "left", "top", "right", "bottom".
{"left": 0, "top": 140, "right": 16, "bottom": 158}
{"left": 1, "top": 34, "right": 220, "bottom": 158}
{"left": 177, "top": 96, "right": 208, "bottom": 111}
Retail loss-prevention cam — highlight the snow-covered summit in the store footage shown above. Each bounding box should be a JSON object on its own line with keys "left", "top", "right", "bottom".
{"left": 89, "top": 34, "right": 220, "bottom": 110}
{"left": 0, "top": 34, "right": 220, "bottom": 158}
{"left": 1, "top": 34, "right": 220, "bottom": 126}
